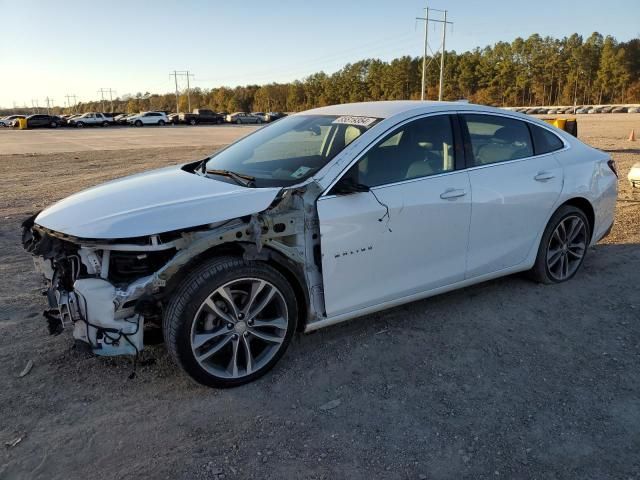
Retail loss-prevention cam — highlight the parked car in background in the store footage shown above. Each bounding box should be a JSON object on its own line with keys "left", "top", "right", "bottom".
{"left": 611, "top": 106, "right": 627, "bottom": 113}
{"left": 0, "top": 114, "right": 25, "bottom": 127}
{"left": 628, "top": 107, "right": 640, "bottom": 113}
{"left": 115, "top": 113, "right": 137, "bottom": 125}
{"left": 226, "top": 112, "right": 262, "bottom": 124}
{"left": 18, "top": 114, "right": 61, "bottom": 129}
{"left": 576, "top": 107, "right": 591, "bottom": 114}
{"left": 265, "top": 112, "right": 287, "bottom": 122}
{"left": 601, "top": 106, "right": 614, "bottom": 113}
{"left": 179, "top": 109, "right": 225, "bottom": 125}
{"left": 252, "top": 112, "right": 266, "bottom": 121}
{"left": 127, "top": 111, "right": 168, "bottom": 127}
{"left": 22, "top": 101, "right": 617, "bottom": 387}
{"left": 69, "top": 112, "right": 111, "bottom": 128}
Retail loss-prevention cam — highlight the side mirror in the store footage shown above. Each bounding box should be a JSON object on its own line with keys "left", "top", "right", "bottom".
{"left": 332, "top": 176, "right": 370, "bottom": 195}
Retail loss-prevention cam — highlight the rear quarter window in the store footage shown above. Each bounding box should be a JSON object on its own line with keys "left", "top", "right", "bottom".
{"left": 529, "top": 124, "right": 564, "bottom": 155}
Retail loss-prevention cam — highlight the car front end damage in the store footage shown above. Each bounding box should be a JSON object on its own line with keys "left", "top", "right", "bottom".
{"left": 21, "top": 183, "right": 326, "bottom": 359}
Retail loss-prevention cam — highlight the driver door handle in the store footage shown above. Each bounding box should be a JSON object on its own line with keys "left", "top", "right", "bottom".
{"left": 440, "top": 188, "right": 467, "bottom": 200}
{"left": 534, "top": 171, "right": 555, "bottom": 182}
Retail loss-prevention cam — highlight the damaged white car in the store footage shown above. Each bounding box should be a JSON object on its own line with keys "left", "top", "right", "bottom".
{"left": 22, "top": 101, "right": 618, "bottom": 387}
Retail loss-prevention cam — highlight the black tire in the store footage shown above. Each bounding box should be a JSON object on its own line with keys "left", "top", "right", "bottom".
{"left": 189, "top": 118, "right": 196, "bottom": 126}
{"left": 134, "top": 120, "right": 143, "bottom": 127}
{"left": 102, "top": 121, "right": 109, "bottom": 127}
{"left": 216, "top": 118, "right": 223, "bottom": 125}
{"left": 163, "top": 256, "right": 298, "bottom": 388}
{"left": 76, "top": 122, "right": 84, "bottom": 128}
{"left": 528, "top": 205, "right": 591, "bottom": 284}
{"left": 158, "top": 120, "right": 165, "bottom": 126}
{"left": 236, "top": 119, "right": 242, "bottom": 125}
{"left": 50, "top": 121, "right": 58, "bottom": 128}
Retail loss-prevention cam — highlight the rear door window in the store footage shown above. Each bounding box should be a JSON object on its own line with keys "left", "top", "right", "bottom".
{"left": 463, "top": 114, "right": 533, "bottom": 166}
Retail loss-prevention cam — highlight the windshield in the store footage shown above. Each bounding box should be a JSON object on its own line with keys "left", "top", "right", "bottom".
{"left": 204, "top": 114, "right": 380, "bottom": 187}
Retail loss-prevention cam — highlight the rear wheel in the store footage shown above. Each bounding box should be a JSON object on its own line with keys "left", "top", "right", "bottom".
{"left": 158, "top": 120, "right": 165, "bottom": 126}
{"left": 529, "top": 205, "right": 590, "bottom": 284}
{"left": 50, "top": 121, "right": 58, "bottom": 128}
{"left": 102, "top": 121, "right": 109, "bottom": 127}
{"left": 163, "top": 257, "right": 297, "bottom": 388}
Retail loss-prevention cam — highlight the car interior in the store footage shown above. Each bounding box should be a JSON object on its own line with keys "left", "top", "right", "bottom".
{"left": 465, "top": 116, "right": 533, "bottom": 166}
{"left": 356, "top": 116, "right": 455, "bottom": 187}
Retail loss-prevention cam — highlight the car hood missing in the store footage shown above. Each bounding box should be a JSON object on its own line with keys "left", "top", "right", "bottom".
{"left": 35, "top": 165, "right": 281, "bottom": 239}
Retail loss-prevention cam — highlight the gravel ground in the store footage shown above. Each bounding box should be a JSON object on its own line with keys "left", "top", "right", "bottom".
{"left": 0, "top": 115, "right": 639, "bottom": 480}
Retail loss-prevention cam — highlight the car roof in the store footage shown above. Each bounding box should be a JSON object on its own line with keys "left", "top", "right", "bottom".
{"left": 300, "top": 100, "right": 527, "bottom": 120}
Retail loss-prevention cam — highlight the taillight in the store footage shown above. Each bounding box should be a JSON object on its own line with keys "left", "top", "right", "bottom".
{"left": 607, "top": 159, "right": 618, "bottom": 178}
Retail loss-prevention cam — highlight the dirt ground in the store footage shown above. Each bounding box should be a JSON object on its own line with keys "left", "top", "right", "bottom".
{"left": 1, "top": 114, "right": 639, "bottom": 480}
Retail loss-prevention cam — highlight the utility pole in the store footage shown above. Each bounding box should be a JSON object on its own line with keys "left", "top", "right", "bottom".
{"left": 438, "top": 9, "right": 447, "bottom": 101}
{"left": 418, "top": 7, "right": 429, "bottom": 100}
{"left": 416, "top": 7, "right": 452, "bottom": 101}
{"left": 45, "top": 97, "right": 53, "bottom": 115}
{"left": 31, "top": 99, "right": 39, "bottom": 114}
{"left": 97, "top": 88, "right": 115, "bottom": 112}
{"left": 171, "top": 70, "right": 180, "bottom": 114}
{"left": 170, "top": 70, "right": 195, "bottom": 113}
{"left": 65, "top": 94, "right": 75, "bottom": 113}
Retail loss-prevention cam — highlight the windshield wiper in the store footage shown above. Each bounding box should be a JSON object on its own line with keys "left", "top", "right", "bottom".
{"left": 205, "top": 169, "right": 256, "bottom": 187}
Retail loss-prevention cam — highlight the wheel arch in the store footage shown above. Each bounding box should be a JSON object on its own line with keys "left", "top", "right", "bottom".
{"left": 558, "top": 197, "right": 595, "bottom": 242}
{"left": 162, "top": 242, "right": 310, "bottom": 332}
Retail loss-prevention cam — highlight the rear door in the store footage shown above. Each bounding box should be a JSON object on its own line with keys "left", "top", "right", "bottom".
{"left": 461, "top": 113, "right": 564, "bottom": 278}
{"left": 317, "top": 114, "right": 471, "bottom": 317}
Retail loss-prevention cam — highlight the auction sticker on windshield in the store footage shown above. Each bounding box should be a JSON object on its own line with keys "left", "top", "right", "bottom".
{"left": 332, "top": 116, "right": 378, "bottom": 127}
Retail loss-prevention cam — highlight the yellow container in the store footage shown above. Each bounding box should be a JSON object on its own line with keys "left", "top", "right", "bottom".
{"left": 543, "top": 118, "right": 567, "bottom": 129}
{"left": 552, "top": 119, "right": 566, "bottom": 130}
{"left": 17, "top": 118, "right": 28, "bottom": 129}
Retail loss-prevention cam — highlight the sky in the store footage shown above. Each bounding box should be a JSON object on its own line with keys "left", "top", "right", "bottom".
{"left": 0, "top": 0, "right": 638, "bottom": 109}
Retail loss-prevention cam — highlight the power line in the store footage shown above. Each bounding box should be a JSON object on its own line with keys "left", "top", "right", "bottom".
{"left": 416, "top": 6, "right": 453, "bottom": 101}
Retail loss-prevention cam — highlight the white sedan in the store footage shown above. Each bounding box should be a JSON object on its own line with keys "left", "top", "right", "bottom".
{"left": 126, "top": 111, "right": 168, "bottom": 126}
{"left": 22, "top": 101, "right": 617, "bottom": 387}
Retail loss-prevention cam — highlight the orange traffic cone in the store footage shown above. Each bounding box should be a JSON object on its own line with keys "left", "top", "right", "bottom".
{"left": 630, "top": 129, "right": 637, "bottom": 141}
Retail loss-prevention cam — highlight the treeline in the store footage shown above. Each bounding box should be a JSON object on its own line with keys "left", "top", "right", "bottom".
{"left": 5, "top": 32, "right": 639, "bottom": 116}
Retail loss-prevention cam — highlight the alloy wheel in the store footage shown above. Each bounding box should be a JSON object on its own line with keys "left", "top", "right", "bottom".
{"left": 546, "top": 215, "right": 587, "bottom": 281}
{"left": 190, "top": 278, "right": 289, "bottom": 379}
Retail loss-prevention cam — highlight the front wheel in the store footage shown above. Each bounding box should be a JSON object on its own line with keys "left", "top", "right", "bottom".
{"left": 189, "top": 118, "right": 196, "bottom": 126}
{"left": 76, "top": 122, "right": 84, "bottom": 128}
{"left": 529, "top": 205, "right": 591, "bottom": 284}
{"left": 134, "top": 120, "right": 143, "bottom": 127}
{"left": 163, "top": 257, "right": 298, "bottom": 388}
{"left": 102, "top": 121, "right": 109, "bottom": 127}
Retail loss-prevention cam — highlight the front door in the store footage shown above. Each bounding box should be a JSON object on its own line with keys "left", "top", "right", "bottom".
{"left": 317, "top": 114, "right": 472, "bottom": 318}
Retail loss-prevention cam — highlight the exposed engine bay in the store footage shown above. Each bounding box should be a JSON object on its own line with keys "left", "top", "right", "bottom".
{"left": 21, "top": 176, "right": 326, "bottom": 358}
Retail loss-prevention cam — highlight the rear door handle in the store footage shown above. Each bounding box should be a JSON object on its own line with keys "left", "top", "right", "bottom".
{"left": 440, "top": 188, "right": 467, "bottom": 200}
{"left": 534, "top": 171, "right": 555, "bottom": 181}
